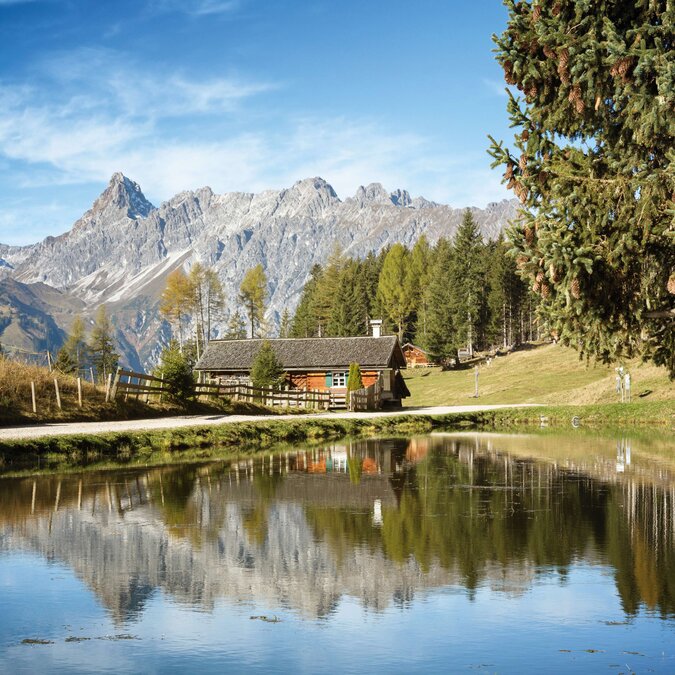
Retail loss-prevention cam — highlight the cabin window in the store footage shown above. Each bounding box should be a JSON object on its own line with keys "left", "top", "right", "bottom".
{"left": 331, "top": 371, "right": 348, "bottom": 388}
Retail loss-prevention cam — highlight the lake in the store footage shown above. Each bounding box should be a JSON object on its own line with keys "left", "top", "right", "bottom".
{"left": 1, "top": 432, "right": 673, "bottom": 673}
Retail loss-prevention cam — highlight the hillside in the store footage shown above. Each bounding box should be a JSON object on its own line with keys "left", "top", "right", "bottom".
{"left": 404, "top": 343, "right": 674, "bottom": 407}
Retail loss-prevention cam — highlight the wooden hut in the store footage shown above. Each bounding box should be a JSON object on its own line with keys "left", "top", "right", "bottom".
{"left": 401, "top": 343, "right": 436, "bottom": 367}
{"left": 194, "top": 336, "right": 410, "bottom": 407}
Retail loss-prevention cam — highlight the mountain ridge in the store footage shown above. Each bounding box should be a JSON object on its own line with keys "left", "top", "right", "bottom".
{"left": 0, "top": 174, "right": 519, "bottom": 369}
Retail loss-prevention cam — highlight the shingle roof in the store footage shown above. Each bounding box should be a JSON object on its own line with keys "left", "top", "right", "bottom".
{"left": 194, "top": 336, "right": 405, "bottom": 372}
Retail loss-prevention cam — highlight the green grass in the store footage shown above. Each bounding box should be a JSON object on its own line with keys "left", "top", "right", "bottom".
{"left": 404, "top": 342, "right": 673, "bottom": 407}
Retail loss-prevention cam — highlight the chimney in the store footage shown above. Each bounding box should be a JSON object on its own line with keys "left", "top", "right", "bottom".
{"left": 370, "top": 319, "right": 383, "bottom": 338}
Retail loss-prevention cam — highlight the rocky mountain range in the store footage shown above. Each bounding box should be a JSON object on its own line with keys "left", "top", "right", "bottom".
{"left": 0, "top": 173, "right": 519, "bottom": 370}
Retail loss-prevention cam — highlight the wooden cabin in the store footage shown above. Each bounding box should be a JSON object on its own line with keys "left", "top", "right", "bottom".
{"left": 194, "top": 335, "right": 410, "bottom": 407}
{"left": 401, "top": 343, "right": 436, "bottom": 367}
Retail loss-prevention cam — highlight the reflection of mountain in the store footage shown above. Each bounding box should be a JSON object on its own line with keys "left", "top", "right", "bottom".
{"left": 0, "top": 435, "right": 673, "bottom": 623}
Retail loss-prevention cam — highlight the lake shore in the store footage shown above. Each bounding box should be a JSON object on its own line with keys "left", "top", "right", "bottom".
{"left": 0, "top": 401, "right": 671, "bottom": 475}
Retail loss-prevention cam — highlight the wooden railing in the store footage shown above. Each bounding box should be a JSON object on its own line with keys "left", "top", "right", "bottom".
{"left": 110, "top": 368, "right": 331, "bottom": 409}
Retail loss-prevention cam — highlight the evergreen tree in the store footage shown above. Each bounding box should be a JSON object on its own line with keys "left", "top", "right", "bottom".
{"left": 313, "top": 243, "right": 346, "bottom": 336}
{"left": 423, "top": 238, "right": 457, "bottom": 361}
{"left": 449, "top": 210, "right": 487, "bottom": 355}
{"left": 223, "top": 310, "right": 247, "bottom": 340}
{"left": 377, "top": 243, "right": 414, "bottom": 341}
{"left": 89, "top": 305, "right": 119, "bottom": 382}
{"left": 157, "top": 340, "right": 194, "bottom": 402}
{"left": 239, "top": 264, "right": 268, "bottom": 338}
{"left": 290, "top": 264, "right": 323, "bottom": 337}
{"left": 279, "top": 308, "right": 292, "bottom": 338}
{"left": 346, "top": 362, "right": 364, "bottom": 406}
{"left": 489, "top": 0, "right": 674, "bottom": 376}
{"left": 55, "top": 315, "right": 89, "bottom": 374}
{"left": 250, "top": 340, "right": 284, "bottom": 388}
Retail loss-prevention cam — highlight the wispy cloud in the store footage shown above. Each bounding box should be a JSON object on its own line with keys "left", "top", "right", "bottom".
{"left": 482, "top": 78, "right": 510, "bottom": 98}
{"left": 150, "top": 0, "right": 242, "bottom": 17}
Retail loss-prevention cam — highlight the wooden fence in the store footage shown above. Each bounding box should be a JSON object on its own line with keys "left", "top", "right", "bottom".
{"left": 348, "top": 378, "right": 383, "bottom": 412}
{"left": 110, "top": 368, "right": 332, "bottom": 409}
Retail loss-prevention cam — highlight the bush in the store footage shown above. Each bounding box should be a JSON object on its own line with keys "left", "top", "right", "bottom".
{"left": 157, "top": 341, "right": 195, "bottom": 402}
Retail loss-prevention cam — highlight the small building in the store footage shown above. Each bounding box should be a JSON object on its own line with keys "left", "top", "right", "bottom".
{"left": 401, "top": 343, "right": 436, "bottom": 367}
{"left": 194, "top": 335, "right": 410, "bottom": 407}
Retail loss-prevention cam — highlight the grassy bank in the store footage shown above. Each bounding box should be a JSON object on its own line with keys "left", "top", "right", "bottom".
{"left": 0, "top": 357, "right": 308, "bottom": 425}
{"left": 1, "top": 400, "right": 671, "bottom": 475}
{"left": 404, "top": 342, "right": 673, "bottom": 406}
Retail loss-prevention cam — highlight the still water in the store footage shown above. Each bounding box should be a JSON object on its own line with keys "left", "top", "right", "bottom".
{"left": 0, "top": 432, "right": 674, "bottom": 673}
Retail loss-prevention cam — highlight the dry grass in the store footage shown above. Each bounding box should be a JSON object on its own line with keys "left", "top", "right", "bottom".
{"left": 404, "top": 343, "right": 674, "bottom": 407}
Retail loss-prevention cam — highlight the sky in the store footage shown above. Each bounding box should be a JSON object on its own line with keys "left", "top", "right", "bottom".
{"left": 0, "top": 0, "right": 515, "bottom": 246}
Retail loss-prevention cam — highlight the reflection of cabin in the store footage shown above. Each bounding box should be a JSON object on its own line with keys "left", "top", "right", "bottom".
{"left": 194, "top": 336, "right": 410, "bottom": 407}
{"left": 401, "top": 343, "right": 436, "bottom": 367}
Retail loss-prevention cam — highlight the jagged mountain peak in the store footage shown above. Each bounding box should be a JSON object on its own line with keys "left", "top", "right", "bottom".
{"left": 351, "top": 183, "right": 417, "bottom": 208}
{"left": 92, "top": 173, "right": 155, "bottom": 220}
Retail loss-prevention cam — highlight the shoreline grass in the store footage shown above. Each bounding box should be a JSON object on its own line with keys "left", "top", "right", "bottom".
{"left": 1, "top": 400, "right": 671, "bottom": 476}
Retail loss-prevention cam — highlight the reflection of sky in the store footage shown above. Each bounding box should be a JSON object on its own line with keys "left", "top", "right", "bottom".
{"left": 1, "top": 553, "right": 673, "bottom": 674}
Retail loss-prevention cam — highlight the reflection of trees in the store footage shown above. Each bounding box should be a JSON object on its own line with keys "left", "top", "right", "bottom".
{"left": 307, "top": 446, "right": 675, "bottom": 616}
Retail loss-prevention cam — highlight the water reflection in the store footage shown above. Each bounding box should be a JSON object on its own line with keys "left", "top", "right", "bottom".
{"left": 0, "top": 434, "right": 674, "bottom": 624}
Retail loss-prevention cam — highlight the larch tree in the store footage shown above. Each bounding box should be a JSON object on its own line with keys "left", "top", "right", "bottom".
{"left": 239, "top": 264, "right": 268, "bottom": 338}
{"left": 377, "top": 243, "right": 414, "bottom": 341}
{"left": 489, "top": 0, "right": 674, "bottom": 376}
{"left": 188, "top": 262, "right": 225, "bottom": 352}
{"left": 160, "top": 269, "right": 193, "bottom": 350}
{"left": 55, "top": 315, "right": 89, "bottom": 374}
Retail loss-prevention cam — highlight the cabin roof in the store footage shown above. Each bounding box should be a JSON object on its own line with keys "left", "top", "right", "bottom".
{"left": 194, "top": 336, "right": 405, "bottom": 372}
{"left": 402, "top": 342, "right": 430, "bottom": 354}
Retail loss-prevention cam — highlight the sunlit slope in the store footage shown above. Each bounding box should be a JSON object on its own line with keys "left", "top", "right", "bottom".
{"left": 404, "top": 343, "right": 674, "bottom": 407}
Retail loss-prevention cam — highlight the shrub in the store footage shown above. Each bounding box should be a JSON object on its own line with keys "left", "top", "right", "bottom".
{"left": 251, "top": 340, "right": 285, "bottom": 389}
{"left": 157, "top": 341, "right": 195, "bottom": 402}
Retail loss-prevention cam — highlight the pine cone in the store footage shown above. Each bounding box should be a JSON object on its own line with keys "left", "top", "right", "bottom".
{"left": 549, "top": 263, "right": 561, "bottom": 283}
{"left": 667, "top": 273, "right": 675, "bottom": 295}
{"left": 524, "top": 226, "right": 535, "bottom": 245}
{"left": 519, "top": 154, "right": 528, "bottom": 171}
{"left": 516, "top": 254, "right": 528, "bottom": 269}
{"left": 575, "top": 98, "right": 585, "bottom": 114}
{"left": 543, "top": 45, "right": 556, "bottom": 59}
{"left": 538, "top": 171, "right": 549, "bottom": 186}
{"left": 505, "top": 164, "right": 514, "bottom": 180}
{"left": 533, "top": 281, "right": 541, "bottom": 293}
{"left": 507, "top": 177, "right": 517, "bottom": 190}
{"left": 552, "top": 2, "right": 562, "bottom": 16}
{"left": 558, "top": 48, "right": 570, "bottom": 84}
{"left": 571, "top": 278, "right": 581, "bottom": 299}
{"left": 540, "top": 282, "right": 551, "bottom": 299}
{"left": 532, "top": 4, "right": 542, "bottom": 22}
{"left": 521, "top": 129, "right": 530, "bottom": 141}
{"left": 515, "top": 182, "right": 529, "bottom": 203}
{"left": 568, "top": 85, "right": 581, "bottom": 103}
{"left": 536, "top": 270, "right": 545, "bottom": 283}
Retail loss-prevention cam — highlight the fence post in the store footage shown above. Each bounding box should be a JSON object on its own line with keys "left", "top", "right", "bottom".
{"left": 30, "top": 381, "right": 37, "bottom": 414}
{"left": 89, "top": 367, "right": 95, "bottom": 386}
{"left": 159, "top": 374, "right": 164, "bottom": 403}
{"left": 105, "top": 373, "right": 113, "bottom": 402}
{"left": 110, "top": 367, "right": 122, "bottom": 401}
{"left": 77, "top": 377, "right": 83, "bottom": 408}
{"left": 53, "top": 378, "right": 61, "bottom": 410}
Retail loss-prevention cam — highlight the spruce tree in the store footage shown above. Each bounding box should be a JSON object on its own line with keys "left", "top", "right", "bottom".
{"left": 250, "top": 340, "right": 284, "bottom": 388}
{"left": 449, "top": 210, "right": 486, "bottom": 356}
{"left": 489, "top": 0, "right": 674, "bottom": 376}
{"left": 423, "top": 238, "right": 457, "bottom": 361}
{"left": 223, "top": 310, "right": 247, "bottom": 340}
{"left": 89, "top": 305, "right": 119, "bottom": 382}
{"left": 290, "top": 264, "right": 323, "bottom": 337}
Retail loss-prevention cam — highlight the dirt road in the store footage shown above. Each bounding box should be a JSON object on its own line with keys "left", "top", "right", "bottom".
{"left": 0, "top": 404, "right": 539, "bottom": 442}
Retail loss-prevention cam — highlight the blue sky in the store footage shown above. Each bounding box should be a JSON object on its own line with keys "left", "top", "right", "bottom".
{"left": 0, "top": 0, "right": 514, "bottom": 245}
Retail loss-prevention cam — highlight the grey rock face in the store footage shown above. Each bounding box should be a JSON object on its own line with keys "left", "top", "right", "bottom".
{"left": 2, "top": 174, "right": 519, "bottom": 369}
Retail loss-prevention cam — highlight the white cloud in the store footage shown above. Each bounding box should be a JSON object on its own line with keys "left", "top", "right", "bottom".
{"left": 482, "top": 78, "right": 510, "bottom": 98}
{"left": 151, "top": 0, "right": 242, "bottom": 16}
{"left": 0, "top": 46, "right": 510, "bottom": 243}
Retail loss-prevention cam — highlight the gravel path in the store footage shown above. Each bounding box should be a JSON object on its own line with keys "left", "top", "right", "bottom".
{"left": 0, "top": 404, "right": 540, "bottom": 441}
